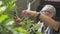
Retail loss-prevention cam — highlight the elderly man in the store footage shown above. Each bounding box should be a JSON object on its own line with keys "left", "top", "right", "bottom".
{"left": 22, "top": 5, "right": 60, "bottom": 34}
{"left": 37, "top": 0, "right": 60, "bottom": 17}
{"left": 36, "top": 0, "right": 60, "bottom": 23}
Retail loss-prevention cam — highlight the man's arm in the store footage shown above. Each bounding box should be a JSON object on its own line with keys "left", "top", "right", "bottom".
{"left": 22, "top": 10, "right": 59, "bottom": 31}
{"left": 27, "top": 11, "right": 59, "bottom": 31}
{"left": 22, "top": 10, "right": 39, "bottom": 17}
{"left": 39, "top": 14, "right": 59, "bottom": 31}
{"left": 30, "top": 11, "right": 59, "bottom": 31}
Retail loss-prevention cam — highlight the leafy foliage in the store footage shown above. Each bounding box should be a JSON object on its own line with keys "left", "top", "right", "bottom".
{"left": 0, "top": 0, "right": 42, "bottom": 34}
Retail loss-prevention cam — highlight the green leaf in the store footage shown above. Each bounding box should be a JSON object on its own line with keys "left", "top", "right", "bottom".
{"left": 0, "top": 14, "right": 8, "bottom": 22}
{"left": 34, "top": 24, "right": 41, "bottom": 30}
{"left": 36, "top": 32, "right": 42, "bottom": 34}
{"left": 14, "top": 27, "right": 27, "bottom": 34}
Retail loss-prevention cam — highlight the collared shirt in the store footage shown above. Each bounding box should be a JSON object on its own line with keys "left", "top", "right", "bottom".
{"left": 38, "top": 21, "right": 60, "bottom": 34}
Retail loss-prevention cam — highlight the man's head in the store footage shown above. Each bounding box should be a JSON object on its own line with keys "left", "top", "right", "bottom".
{"left": 40, "top": 5, "right": 56, "bottom": 18}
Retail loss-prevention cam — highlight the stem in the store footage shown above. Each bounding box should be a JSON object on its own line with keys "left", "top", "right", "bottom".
{"left": 15, "top": 6, "right": 18, "bottom": 16}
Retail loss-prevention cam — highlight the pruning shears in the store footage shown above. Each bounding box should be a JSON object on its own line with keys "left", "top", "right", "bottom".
{"left": 13, "top": 0, "right": 36, "bottom": 23}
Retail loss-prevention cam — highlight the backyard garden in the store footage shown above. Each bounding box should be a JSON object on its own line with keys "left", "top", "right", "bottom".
{"left": 0, "top": 0, "right": 42, "bottom": 34}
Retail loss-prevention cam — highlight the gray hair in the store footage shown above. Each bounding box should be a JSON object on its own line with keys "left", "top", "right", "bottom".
{"left": 41, "top": 5, "right": 56, "bottom": 14}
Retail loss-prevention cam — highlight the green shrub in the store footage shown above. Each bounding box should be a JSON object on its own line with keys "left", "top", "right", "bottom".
{"left": 0, "top": 0, "right": 42, "bottom": 34}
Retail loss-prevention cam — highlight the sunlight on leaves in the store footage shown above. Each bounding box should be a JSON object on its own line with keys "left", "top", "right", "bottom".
{"left": 0, "top": 6, "right": 7, "bottom": 14}
{"left": 1, "top": 6, "right": 7, "bottom": 11}
{"left": 6, "top": 20, "right": 14, "bottom": 25}
{"left": 0, "top": 1, "right": 2, "bottom": 6}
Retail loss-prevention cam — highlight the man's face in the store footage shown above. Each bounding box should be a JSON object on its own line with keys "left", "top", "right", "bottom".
{"left": 40, "top": 10, "right": 54, "bottom": 17}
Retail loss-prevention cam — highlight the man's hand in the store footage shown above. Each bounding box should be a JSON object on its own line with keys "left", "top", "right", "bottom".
{"left": 14, "top": 16, "right": 22, "bottom": 23}
{"left": 22, "top": 10, "right": 35, "bottom": 17}
{"left": 22, "top": 10, "right": 31, "bottom": 17}
{"left": 22, "top": 10, "right": 38, "bottom": 17}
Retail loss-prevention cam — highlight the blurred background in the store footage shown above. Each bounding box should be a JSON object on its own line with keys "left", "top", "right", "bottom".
{"left": 15, "top": 0, "right": 39, "bottom": 17}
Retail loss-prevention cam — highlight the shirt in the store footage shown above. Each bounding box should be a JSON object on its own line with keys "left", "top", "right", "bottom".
{"left": 38, "top": 21, "right": 60, "bottom": 34}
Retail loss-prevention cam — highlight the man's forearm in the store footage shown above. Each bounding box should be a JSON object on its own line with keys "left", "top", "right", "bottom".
{"left": 29, "top": 11, "right": 39, "bottom": 17}
{"left": 29, "top": 11, "right": 59, "bottom": 31}
{"left": 39, "top": 14, "right": 59, "bottom": 31}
